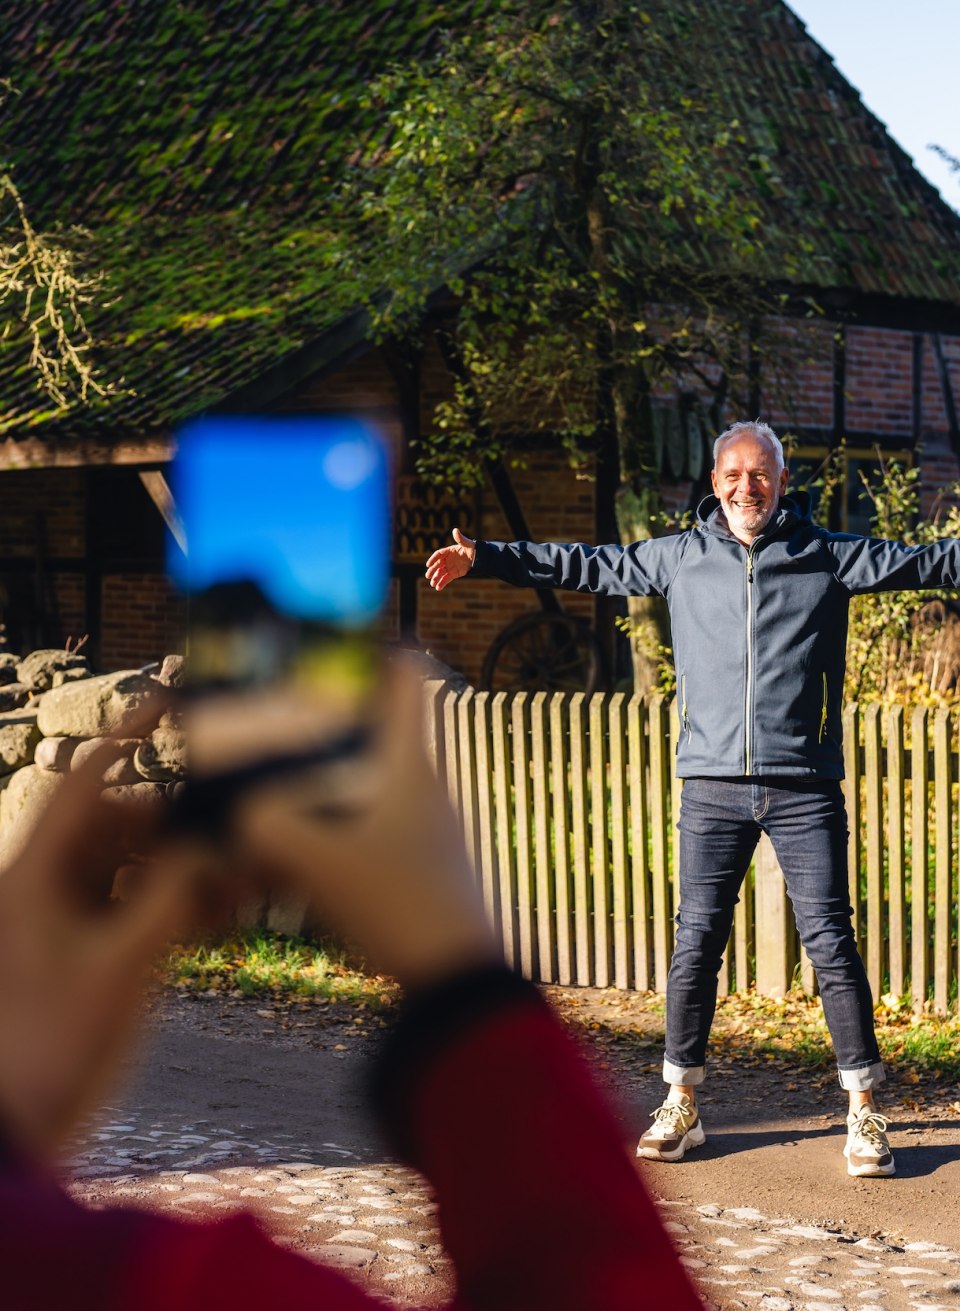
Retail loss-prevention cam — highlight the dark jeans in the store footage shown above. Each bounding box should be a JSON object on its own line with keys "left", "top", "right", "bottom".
{"left": 664, "top": 777, "right": 884, "bottom": 1092}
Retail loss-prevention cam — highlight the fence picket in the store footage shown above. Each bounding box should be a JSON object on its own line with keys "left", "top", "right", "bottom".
{"left": 627, "top": 695, "right": 652, "bottom": 992}
{"left": 550, "top": 694, "right": 575, "bottom": 985}
{"left": 456, "top": 688, "right": 481, "bottom": 876}
{"left": 530, "top": 692, "right": 556, "bottom": 983}
{"left": 933, "top": 707, "right": 952, "bottom": 1014}
{"left": 589, "top": 694, "right": 612, "bottom": 988}
{"left": 473, "top": 692, "right": 501, "bottom": 936}
{"left": 886, "top": 707, "right": 906, "bottom": 1000}
{"left": 608, "top": 693, "right": 631, "bottom": 990}
{"left": 421, "top": 687, "right": 958, "bottom": 1006}
{"left": 491, "top": 692, "right": 518, "bottom": 970}
{"left": 843, "top": 704, "right": 862, "bottom": 943}
{"left": 864, "top": 703, "right": 884, "bottom": 999}
{"left": 511, "top": 693, "right": 536, "bottom": 980}
{"left": 648, "top": 696, "right": 672, "bottom": 993}
{"left": 568, "top": 693, "right": 593, "bottom": 985}
{"left": 910, "top": 706, "right": 930, "bottom": 1010}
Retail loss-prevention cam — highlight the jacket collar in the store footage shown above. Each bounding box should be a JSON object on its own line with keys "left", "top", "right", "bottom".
{"left": 695, "top": 489, "right": 814, "bottom": 542}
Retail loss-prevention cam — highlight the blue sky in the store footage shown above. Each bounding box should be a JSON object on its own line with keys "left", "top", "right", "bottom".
{"left": 786, "top": 1, "right": 960, "bottom": 212}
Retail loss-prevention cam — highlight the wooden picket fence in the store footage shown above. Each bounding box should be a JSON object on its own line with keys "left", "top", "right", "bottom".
{"left": 423, "top": 682, "right": 960, "bottom": 1013}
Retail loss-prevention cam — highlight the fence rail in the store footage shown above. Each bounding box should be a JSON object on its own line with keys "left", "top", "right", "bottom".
{"left": 423, "top": 682, "right": 960, "bottom": 1013}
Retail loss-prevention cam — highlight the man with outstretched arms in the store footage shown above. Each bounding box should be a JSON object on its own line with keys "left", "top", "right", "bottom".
{"left": 426, "top": 419, "right": 960, "bottom": 1178}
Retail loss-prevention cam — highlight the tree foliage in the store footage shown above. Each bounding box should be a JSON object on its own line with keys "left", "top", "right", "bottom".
{"left": 1, "top": 80, "right": 113, "bottom": 407}
{"left": 328, "top": 1, "right": 812, "bottom": 485}
{"left": 800, "top": 449, "right": 960, "bottom": 707}
{"left": 327, "top": 0, "right": 813, "bottom": 686}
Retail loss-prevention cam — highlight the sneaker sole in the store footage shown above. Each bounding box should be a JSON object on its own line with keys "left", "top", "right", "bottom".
{"left": 636, "top": 1120, "right": 706, "bottom": 1162}
{"left": 844, "top": 1147, "right": 896, "bottom": 1178}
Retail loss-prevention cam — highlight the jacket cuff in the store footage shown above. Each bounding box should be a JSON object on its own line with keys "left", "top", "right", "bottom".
{"left": 467, "top": 538, "right": 496, "bottom": 579}
{"left": 369, "top": 965, "right": 542, "bottom": 1162}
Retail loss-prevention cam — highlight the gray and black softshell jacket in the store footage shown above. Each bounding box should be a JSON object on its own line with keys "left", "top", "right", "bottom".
{"left": 469, "top": 492, "right": 960, "bottom": 779}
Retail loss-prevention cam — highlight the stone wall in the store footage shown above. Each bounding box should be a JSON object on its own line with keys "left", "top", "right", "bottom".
{"left": 0, "top": 648, "right": 185, "bottom": 873}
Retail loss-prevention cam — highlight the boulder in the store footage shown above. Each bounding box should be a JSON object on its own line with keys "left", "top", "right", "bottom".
{"left": 157, "top": 654, "right": 186, "bottom": 688}
{"left": 134, "top": 727, "right": 187, "bottom": 781}
{"left": 101, "top": 782, "right": 168, "bottom": 806}
{"left": 0, "top": 721, "right": 42, "bottom": 775}
{"left": 34, "top": 736, "right": 83, "bottom": 773}
{"left": 0, "top": 653, "right": 18, "bottom": 671}
{"left": 0, "top": 765, "right": 63, "bottom": 868}
{"left": 0, "top": 684, "right": 30, "bottom": 712}
{"left": 70, "top": 737, "right": 142, "bottom": 785}
{"left": 0, "top": 706, "right": 38, "bottom": 728}
{"left": 51, "top": 666, "right": 92, "bottom": 688}
{"left": 17, "top": 649, "right": 90, "bottom": 693}
{"left": 37, "top": 670, "right": 166, "bottom": 738}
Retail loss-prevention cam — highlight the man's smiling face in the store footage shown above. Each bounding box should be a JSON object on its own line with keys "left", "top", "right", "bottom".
{"left": 711, "top": 433, "right": 788, "bottom": 546}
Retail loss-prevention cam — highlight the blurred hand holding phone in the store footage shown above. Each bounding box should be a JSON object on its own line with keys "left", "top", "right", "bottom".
{"left": 167, "top": 415, "right": 389, "bottom": 823}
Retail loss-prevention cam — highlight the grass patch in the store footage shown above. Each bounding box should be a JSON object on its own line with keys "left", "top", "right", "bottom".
{"left": 160, "top": 930, "right": 399, "bottom": 1007}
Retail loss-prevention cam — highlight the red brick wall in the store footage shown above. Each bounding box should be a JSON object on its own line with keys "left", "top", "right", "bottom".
{"left": 4, "top": 323, "right": 960, "bottom": 682}
{"left": 0, "top": 468, "right": 85, "bottom": 558}
{"left": 845, "top": 326, "right": 914, "bottom": 435}
{"left": 100, "top": 574, "right": 186, "bottom": 671}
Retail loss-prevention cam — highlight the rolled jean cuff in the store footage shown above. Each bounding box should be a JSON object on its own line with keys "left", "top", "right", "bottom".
{"left": 663, "top": 1058, "right": 705, "bottom": 1086}
{"left": 838, "top": 1060, "right": 886, "bottom": 1092}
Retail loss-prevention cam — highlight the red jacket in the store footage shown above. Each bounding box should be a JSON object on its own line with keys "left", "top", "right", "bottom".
{"left": 0, "top": 976, "right": 703, "bottom": 1310}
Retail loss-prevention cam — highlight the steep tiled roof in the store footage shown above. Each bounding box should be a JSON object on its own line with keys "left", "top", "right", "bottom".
{"left": 3, "top": 0, "right": 960, "bottom": 446}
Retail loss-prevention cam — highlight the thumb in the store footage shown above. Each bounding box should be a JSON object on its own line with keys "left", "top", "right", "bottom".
{"left": 452, "top": 528, "right": 474, "bottom": 549}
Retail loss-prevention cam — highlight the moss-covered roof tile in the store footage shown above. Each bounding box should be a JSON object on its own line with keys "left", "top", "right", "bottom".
{"left": 2, "top": 0, "right": 960, "bottom": 444}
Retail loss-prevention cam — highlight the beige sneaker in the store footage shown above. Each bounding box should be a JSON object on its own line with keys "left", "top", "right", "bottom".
{"left": 636, "top": 1096, "right": 706, "bottom": 1162}
{"left": 844, "top": 1108, "right": 895, "bottom": 1177}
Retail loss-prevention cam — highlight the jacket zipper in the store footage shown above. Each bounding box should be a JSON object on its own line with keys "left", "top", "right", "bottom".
{"left": 819, "top": 672, "right": 828, "bottom": 744}
{"left": 745, "top": 545, "right": 757, "bottom": 775}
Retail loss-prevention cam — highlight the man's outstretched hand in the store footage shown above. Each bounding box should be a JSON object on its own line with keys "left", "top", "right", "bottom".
{"left": 425, "top": 528, "right": 476, "bottom": 591}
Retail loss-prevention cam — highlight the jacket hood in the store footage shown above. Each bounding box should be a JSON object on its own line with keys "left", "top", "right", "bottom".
{"left": 696, "top": 489, "right": 814, "bottom": 538}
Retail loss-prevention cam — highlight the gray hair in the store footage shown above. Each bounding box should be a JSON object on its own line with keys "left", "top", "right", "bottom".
{"left": 713, "top": 420, "right": 785, "bottom": 472}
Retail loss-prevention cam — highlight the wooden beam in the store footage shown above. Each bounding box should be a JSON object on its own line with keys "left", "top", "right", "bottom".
{"left": 0, "top": 435, "right": 173, "bottom": 471}
{"left": 138, "top": 470, "right": 186, "bottom": 554}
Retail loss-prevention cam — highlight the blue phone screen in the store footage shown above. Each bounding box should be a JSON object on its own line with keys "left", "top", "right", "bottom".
{"left": 168, "top": 415, "right": 389, "bottom": 627}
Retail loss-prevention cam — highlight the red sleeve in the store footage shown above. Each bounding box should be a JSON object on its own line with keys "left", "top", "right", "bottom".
{"left": 0, "top": 1172, "right": 390, "bottom": 1311}
{"left": 404, "top": 999, "right": 704, "bottom": 1311}
{"left": 0, "top": 985, "right": 701, "bottom": 1311}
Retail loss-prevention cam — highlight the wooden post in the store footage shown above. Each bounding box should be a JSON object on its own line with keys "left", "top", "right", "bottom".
{"left": 754, "top": 834, "right": 798, "bottom": 998}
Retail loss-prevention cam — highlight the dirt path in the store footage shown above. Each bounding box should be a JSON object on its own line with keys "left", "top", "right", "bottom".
{"left": 62, "top": 989, "right": 960, "bottom": 1310}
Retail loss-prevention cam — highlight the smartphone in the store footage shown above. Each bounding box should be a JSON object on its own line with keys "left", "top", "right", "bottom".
{"left": 167, "top": 414, "right": 390, "bottom": 827}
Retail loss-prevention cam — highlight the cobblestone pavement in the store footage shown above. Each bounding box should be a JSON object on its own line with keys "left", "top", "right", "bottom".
{"left": 62, "top": 1109, "right": 960, "bottom": 1309}
{"left": 63, "top": 1109, "right": 455, "bottom": 1306}
{"left": 53, "top": 992, "right": 960, "bottom": 1309}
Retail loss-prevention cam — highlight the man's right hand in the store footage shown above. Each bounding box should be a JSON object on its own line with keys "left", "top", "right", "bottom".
{"left": 425, "top": 529, "right": 476, "bottom": 591}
